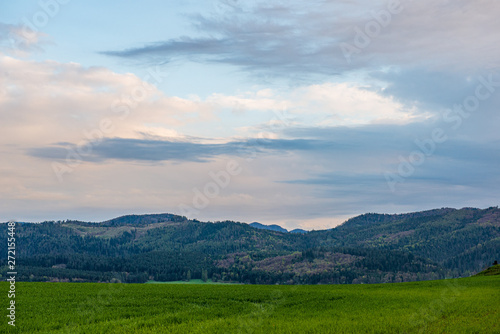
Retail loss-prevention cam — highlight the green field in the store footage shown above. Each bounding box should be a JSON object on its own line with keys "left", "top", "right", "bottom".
{"left": 1, "top": 276, "right": 498, "bottom": 333}
{"left": 145, "top": 279, "right": 240, "bottom": 285}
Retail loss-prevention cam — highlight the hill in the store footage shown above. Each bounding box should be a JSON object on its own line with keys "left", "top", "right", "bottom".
{"left": 310, "top": 207, "right": 500, "bottom": 277}
{"left": 1, "top": 207, "right": 498, "bottom": 284}
{"left": 249, "top": 222, "right": 288, "bottom": 233}
{"left": 248, "top": 222, "right": 308, "bottom": 234}
{"left": 474, "top": 263, "right": 500, "bottom": 276}
{"left": 290, "top": 228, "right": 308, "bottom": 234}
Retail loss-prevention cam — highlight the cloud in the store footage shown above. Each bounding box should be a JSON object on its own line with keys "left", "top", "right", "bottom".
{"left": 0, "top": 54, "right": 426, "bottom": 157}
{"left": 25, "top": 120, "right": 444, "bottom": 166}
{"left": 27, "top": 137, "right": 332, "bottom": 163}
{"left": 0, "top": 55, "right": 214, "bottom": 150}
{"left": 0, "top": 22, "right": 48, "bottom": 56}
{"left": 102, "top": 0, "right": 500, "bottom": 76}
{"left": 206, "top": 81, "right": 427, "bottom": 131}
{"left": 2, "top": 10, "right": 499, "bottom": 228}
{"left": 372, "top": 68, "right": 500, "bottom": 109}
{"left": 27, "top": 121, "right": 500, "bottom": 195}
{"left": 100, "top": 0, "right": 500, "bottom": 125}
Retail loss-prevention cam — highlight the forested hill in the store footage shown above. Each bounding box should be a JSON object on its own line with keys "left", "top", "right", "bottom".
{"left": 312, "top": 206, "right": 500, "bottom": 275}
{"left": 1, "top": 207, "right": 498, "bottom": 284}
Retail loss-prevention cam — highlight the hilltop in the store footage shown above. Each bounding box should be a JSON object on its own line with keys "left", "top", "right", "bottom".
{"left": 248, "top": 222, "right": 308, "bottom": 234}
{"left": 474, "top": 263, "right": 500, "bottom": 276}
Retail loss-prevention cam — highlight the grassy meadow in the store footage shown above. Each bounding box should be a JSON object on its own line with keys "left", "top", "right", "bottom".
{"left": 1, "top": 276, "right": 498, "bottom": 333}
{"left": 145, "top": 279, "right": 240, "bottom": 284}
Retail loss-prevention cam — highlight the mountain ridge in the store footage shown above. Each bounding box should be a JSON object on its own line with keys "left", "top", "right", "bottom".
{"left": 1, "top": 206, "right": 498, "bottom": 284}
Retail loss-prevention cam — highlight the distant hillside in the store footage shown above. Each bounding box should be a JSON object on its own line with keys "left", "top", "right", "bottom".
{"left": 102, "top": 213, "right": 185, "bottom": 226}
{"left": 1, "top": 207, "right": 498, "bottom": 284}
{"left": 249, "top": 222, "right": 288, "bottom": 233}
{"left": 290, "top": 228, "right": 308, "bottom": 234}
{"left": 309, "top": 207, "right": 500, "bottom": 277}
{"left": 248, "top": 222, "right": 308, "bottom": 234}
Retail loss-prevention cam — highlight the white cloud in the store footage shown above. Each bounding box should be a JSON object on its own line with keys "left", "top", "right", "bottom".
{"left": 1, "top": 54, "right": 429, "bottom": 157}
{"left": 206, "top": 82, "right": 428, "bottom": 139}
{"left": 0, "top": 55, "right": 208, "bottom": 148}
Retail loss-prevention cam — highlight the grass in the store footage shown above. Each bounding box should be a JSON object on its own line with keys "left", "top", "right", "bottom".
{"left": 0, "top": 276, "right": 498, "bottom": 333}
{"left": 145, "top": 279, "right": 239, "bottom": 284}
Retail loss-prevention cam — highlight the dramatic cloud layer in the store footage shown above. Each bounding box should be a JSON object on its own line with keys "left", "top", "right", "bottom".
{"left": 1, "top": 1, "right": 499, "bottom": 229}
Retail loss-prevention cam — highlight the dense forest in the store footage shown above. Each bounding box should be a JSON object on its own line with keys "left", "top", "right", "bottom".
{"left": 1, "top": 207, "right": 498, "bottom": 284}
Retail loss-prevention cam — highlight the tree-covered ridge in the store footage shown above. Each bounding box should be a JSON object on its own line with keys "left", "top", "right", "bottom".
{"left": 0, "top": 207, "right": 498, "bottom": 284}
{"left": 312, "top": 207, "right": 500, "bottom": 276}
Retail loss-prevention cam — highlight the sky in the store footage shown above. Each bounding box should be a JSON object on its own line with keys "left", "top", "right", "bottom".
{"left": 1, "top": 0, "right": 499, "bottom": 230}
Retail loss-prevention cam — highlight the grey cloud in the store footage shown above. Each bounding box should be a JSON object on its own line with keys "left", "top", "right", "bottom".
{"left": 27, "top": 124, "right": 435, "bottom": 164}
{"left": 29, "top": 126, "right": 500, "bottom": 185}
{"left": 27, "top": 137, "right": 331, "bottom": 163}
{"left": 372, "top": 69, "right": 479, "bottom": 108}
{"left": 101, "top": 1, "right": 500, "bottom": 77}
{"left": 31, "top": 123, "right": 481, "bottom": 162}
{"left": 104, "top": 38, "right": 232, "bottom": 59}
{"left": 285, "top": 152, "right": 500, "bottom": 191}
{"left": 276, "top": 123, "right": 500, "bottom": 209}
{"left": 281, "top": 123, "right": 431, "bottom": 153}
{"left": 279, "top": 149, "right": 500, "bottom": 215}
{"left": 100, "top": 1, "right": 359, "bottom": 77}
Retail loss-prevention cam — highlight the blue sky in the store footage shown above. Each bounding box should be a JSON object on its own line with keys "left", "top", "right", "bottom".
{"left": 1, "top": 0, "right": 499, "bottom": 229}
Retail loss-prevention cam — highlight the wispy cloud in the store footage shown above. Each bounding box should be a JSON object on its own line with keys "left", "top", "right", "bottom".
{"left": 0, "top": 22, "right": 48, "bottom": 56}
{"left": 102, "top": 0, "right": 500, "bottom": 76}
